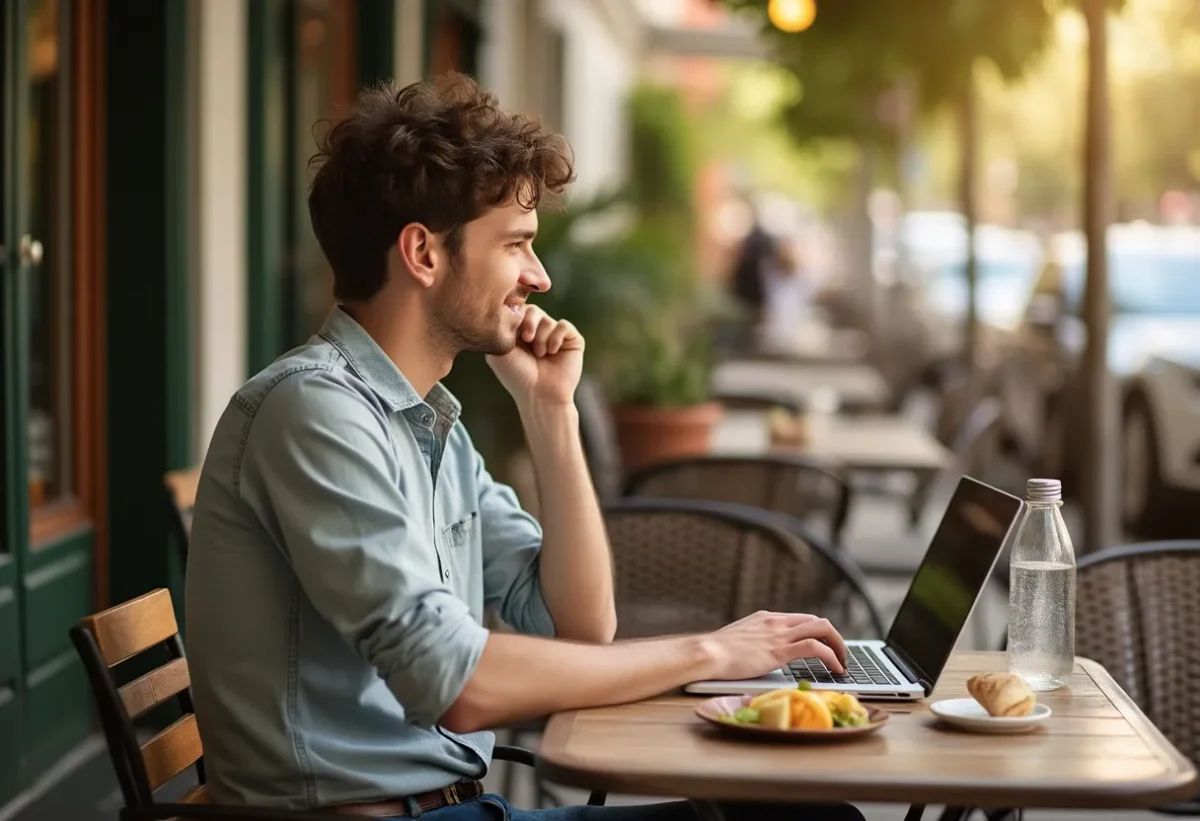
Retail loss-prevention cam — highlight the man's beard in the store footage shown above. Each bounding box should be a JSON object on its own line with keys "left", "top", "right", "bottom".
{"left": 431, "top": 258, "right": 518, "bottom": 357}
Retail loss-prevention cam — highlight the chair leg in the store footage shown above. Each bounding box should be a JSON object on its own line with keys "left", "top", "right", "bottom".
{"left": 501, "top": 728, "right": 520, "bottom": 801}
{"left": 936, "top": 809, "right": 971, "bottom": 821}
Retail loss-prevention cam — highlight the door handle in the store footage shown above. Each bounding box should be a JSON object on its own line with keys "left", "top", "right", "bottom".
{"left": 20, "top": 234, "right": 44, "bottom": 266}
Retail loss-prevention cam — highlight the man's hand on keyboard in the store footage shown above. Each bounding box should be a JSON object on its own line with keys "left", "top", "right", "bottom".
{"left": 698, "top": 611, "right": 847, "bottom": 681}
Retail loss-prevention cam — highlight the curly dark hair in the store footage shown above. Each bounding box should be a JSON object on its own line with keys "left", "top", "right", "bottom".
{"left": 307, "top": 72, "right": 575, "bottom": 301}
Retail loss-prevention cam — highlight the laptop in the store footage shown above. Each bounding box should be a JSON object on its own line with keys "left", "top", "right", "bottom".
{"left": 684, "top": 476, "right": 1024, "bottom": 701}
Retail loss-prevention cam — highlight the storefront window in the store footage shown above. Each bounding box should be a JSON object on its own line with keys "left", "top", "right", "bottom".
{"left": 26, "top": 0, "right": 72, "bottom": 508}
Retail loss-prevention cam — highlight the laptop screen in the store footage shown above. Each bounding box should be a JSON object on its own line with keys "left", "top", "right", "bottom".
{"left": 885, "top": 477, "right": 1023, "bottom": 686}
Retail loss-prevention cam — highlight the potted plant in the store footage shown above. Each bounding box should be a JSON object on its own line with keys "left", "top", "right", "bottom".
{"left": 607, "top": 306, "right": 723, "bottom": 473}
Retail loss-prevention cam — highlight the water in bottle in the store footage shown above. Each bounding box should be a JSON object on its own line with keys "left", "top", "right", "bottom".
{"left": 1007, "top": 478, "right": 1076, "bottom": 691}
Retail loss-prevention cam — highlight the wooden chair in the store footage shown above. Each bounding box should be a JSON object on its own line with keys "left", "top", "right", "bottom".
{"left": 163, "top": 467, "right": 201, "bottom": 563}
{"left": 70, "top": 589, "right": 588, "bottom": 821}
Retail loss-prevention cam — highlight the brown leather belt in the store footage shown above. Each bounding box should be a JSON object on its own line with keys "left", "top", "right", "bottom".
{"left": 327, "top": 780, "right": 485, "bottom": 817}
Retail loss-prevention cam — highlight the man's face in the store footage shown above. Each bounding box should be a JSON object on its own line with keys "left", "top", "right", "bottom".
{"left": 430, "top": 198, "right": 551, "bottom": 356}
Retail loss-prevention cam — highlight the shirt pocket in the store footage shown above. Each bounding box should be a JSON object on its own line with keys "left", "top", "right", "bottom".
{"left": 440, "top": 511, "right": 478, "bottom": 588}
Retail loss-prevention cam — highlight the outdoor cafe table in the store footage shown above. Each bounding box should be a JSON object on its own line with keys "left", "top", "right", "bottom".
{"left": 711, "top": 409, "right": 952, "bottom": 477}
{"left": 711, "top": 360, "right": 891, "bottom": 412}
{"left": 535, "top": 652, "right": 1198, "bottom": 813}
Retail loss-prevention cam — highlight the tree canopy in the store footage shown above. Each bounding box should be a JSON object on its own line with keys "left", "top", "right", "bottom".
{"left": 719, "top": 0, "right": 1084, "bottom": 145}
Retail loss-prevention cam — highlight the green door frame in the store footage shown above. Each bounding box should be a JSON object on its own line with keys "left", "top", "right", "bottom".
{"left": 1, "top": 0, "right": 101, "bottom": 800}
{"left": 105, "top": 0, "right": 193, "bottom": 617}
{"left": 246, "top": 0, "right": 396, "bottom": 374}
{"left": 358, "top": 0, "right": 395, "bottom": 89}
{"left": 246, "top": 0, "right": 288, "bottom": 375}
{"left": 1, "top": 1, "right": 28, "bottom": 802}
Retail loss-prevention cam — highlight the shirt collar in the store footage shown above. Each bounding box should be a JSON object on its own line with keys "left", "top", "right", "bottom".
{"left": 318, "top": 306, "right": 462, "bottom": 421}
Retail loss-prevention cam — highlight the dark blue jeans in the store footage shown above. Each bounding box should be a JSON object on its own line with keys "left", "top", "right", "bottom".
{"left": 386, "top": 793, "right": 865, "bottom": 821}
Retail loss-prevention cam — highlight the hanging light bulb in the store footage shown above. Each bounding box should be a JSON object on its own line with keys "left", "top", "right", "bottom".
{"left": 768, "top": 0, "right": 817, "bottom": 33}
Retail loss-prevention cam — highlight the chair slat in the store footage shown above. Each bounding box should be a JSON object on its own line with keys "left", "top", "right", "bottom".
{"left": 164, "top": 782, "right": 211, "bottom": 821}
{"left": 181, "top": 783, "right": 210, "bottom": 804}
{"left": 142, "top": 713, "right": 203, "bottom": 792}
{"left": 81, "top": 588, "right": 178, "bottom": 667}
{"left": 120, "top": 657, "right": 191, "bottom": 719}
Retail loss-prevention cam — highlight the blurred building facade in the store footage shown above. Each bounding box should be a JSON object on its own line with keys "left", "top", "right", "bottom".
{"left": 0, "top": 0, "right": 649, "bottom": 806}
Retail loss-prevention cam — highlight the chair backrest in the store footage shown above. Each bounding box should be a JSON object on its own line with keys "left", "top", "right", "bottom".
{"left": 575, "top": 376, "right": 623, "bottom": 500}
{"left": 70, "top": 588, "right": 208, "bottom": 811}
{"left": 164, "top": 467, "right": 201, "bottom": 561}
{"left": 621, "top": 455, "right": 852, "bottom": 547}
{"left": 1075, "top": 541, "right": 1200, "bottom": 770}
{"left": 602, "top": 498, "right": 883, "bottom": 641}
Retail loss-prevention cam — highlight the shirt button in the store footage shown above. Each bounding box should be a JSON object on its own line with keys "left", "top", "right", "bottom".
{"left": 443, "top": 569, "right": 451, "bottom": 581}
{"left": 422, "top": 412, "right": 434, "bottom": 424}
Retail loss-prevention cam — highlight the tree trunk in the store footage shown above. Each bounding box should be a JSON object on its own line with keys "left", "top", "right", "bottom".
{"left": 847, "top": 143, "right": 877, "bottom": 330}
{"left": 957, "top": 72, "right": 979, "bottom": 372}
{"left": 1081, "top": 0, "right": 1118, "bottom": 554}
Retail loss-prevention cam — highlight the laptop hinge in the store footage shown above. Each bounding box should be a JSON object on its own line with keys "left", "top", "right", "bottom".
{"left": 882, "top": 645, "right": 931, "bottom": 695}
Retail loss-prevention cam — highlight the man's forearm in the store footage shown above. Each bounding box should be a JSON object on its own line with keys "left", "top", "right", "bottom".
{"left": 520, "top": 401, "right": 616, "bottom": 643}
{"left": 440, "top": 631, "right": 713, "bottom": 734}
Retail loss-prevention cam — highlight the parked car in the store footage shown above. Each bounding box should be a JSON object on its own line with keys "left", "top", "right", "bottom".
{"left": 1122, "top": 351, "right": 1200, "bottom": 533}
{"left": 888, "top": 218, "right": 1043, "bottom": 387}
{"left": 915, "top": 225, "right": 1044, "bottom": 363}
{"left": 998, "top": 223, "right": 1200, "bottom": 529}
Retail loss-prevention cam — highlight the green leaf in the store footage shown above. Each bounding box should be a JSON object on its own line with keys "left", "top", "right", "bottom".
{"left": 732, "top": 707, "right": 761, "bottom": 724}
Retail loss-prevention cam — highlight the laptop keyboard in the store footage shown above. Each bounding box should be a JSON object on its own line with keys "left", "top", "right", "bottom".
{"left": 788, "top": 645, "right": 900, "bottom": 686}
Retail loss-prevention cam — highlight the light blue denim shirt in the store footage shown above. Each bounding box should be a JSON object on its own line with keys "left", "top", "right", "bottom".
{"left": 184, "top": 307, "right": 556, "bottom": 809}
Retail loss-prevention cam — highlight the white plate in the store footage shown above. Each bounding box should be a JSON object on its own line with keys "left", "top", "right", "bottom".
{"left": 929, "top": 698, "right": 1052, "bottom": 733}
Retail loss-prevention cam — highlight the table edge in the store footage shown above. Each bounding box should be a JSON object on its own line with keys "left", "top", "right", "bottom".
{"left": 535, "top": 657, "right": 1199, "bottom": 808}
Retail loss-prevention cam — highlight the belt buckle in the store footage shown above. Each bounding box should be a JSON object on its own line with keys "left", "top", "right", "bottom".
{"left": 442, "top": 783, "right": 462, "bottom": 805}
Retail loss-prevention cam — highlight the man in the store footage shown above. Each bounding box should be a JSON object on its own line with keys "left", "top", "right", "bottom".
{"left": 186, "top": 74, "right": 860, "bottom": 821}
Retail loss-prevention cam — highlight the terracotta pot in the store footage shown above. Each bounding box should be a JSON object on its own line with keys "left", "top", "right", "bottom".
{"left": 611, "top": 402, "right": 724, "bottom": 474}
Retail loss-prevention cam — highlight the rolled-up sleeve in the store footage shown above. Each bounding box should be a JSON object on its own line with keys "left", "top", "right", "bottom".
{"left": 473, "top": 449, "right": 557, "bottom": 638}
{"left": 239, "top": 373, "right": 489, "bottom": 729}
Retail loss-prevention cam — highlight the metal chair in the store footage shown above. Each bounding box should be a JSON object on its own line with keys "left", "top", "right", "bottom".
{"left": 510, "top": 498, "right": 886, "bottom": 807}
{"left": 906, "top": 395, "right": 1005, "bottom": 531}
{"left": 70, "top": 589, "right": 603, "bottom": 820}
{"left": 604, "top": 497, "right": 886, "bottom": 641}
{"left": 1074, "top": 540, "right": 1200, "bottom": 815}
{"left": 575, "top": 375, "right": 623, "bottom": 500}
{"left": 622, "top": 455, "right": 853, "bottom": 550}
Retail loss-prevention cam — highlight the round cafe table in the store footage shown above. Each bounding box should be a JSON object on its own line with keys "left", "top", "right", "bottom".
{"left": 535, "top": 652, "right": 1197, "bottom": 817}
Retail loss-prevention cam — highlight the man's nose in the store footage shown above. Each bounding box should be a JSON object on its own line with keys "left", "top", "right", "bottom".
{"left": 521, "top": 256, "right": 551, "bottom": 292}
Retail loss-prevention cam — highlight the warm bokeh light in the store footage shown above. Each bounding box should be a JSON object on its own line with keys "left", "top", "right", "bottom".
{"left": 768, "top": 0, "right": 816, "bottom": 33}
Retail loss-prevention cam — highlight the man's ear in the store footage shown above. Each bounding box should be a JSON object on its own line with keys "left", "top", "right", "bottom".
{"left": 397, "top": 223, "right": 439, "bottom": 288}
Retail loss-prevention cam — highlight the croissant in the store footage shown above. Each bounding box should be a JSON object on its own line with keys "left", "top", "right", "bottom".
{"left": 967, "top": 672, "right": 1036, "bottom": 717}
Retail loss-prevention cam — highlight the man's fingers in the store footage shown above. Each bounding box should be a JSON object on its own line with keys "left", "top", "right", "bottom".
{"left": 787, "top": 639, "right": 844, "bottom": 674}
{"left": 785, "top": 618, "right": 848, "bottom": 670}
{"left": 533, "top": 316, "right": 559, "bottom": 356}
{"left": 521, "top": 306, "right": 545, "bottom": 342}
{"left": 545, "top": 321, "right": 577, "bottom": 355}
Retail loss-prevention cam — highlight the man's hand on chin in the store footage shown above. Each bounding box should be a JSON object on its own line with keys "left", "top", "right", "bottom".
{"left": 486, "top": 306, "right": 584, "bottom": 411}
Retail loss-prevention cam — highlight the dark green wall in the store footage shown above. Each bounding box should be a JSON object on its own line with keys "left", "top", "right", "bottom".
{"left": 358, "top": 0, "right": 395, "bottom": 89}
{"left": 106, "top": 0, "right": 192, "bottom": 615}
{"left": 247, "top": 0, "right": 396, "bottom": 372}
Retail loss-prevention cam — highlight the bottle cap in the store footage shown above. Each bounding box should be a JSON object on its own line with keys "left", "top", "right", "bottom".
{"left": 1026, "top": 478, "right": 1062, "bottom": 503}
